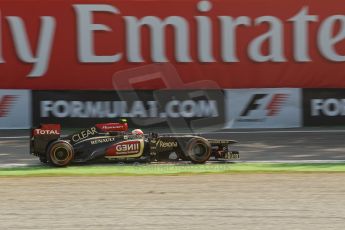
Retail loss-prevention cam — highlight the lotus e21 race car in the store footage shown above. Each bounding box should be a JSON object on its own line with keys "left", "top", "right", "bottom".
{"left": 30, "top": 120, "right": 239, "bottom": 167}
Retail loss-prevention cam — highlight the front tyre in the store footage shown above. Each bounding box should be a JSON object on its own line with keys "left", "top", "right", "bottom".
{"left": 47, "top": 141, "right": 74, "bottom": 167}
{"left": 185, "top": 138, "right": 211, "bottom": 164}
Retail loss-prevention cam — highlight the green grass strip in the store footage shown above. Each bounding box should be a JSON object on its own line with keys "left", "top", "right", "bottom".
{"left": 1, "top": 163, "right": 345, "bottom": 177}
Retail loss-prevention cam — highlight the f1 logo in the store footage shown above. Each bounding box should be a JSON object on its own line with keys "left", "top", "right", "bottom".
{"left": 0, "top": 95, "right": 18, "bottom": 118}
{"left": 241, "top": 94, "right": 289, "bottom": 117}
{"left": 241, "top": 94, "right": 267, "bottom": 116}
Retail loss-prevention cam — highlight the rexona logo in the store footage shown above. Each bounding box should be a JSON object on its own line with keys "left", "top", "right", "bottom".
{"left": 107, "top": 141, "right": 141, "bottom": 156}
{"left": 311, "top": 99, "right": 345, "bottom": 117}
{"left": 240, "top": 94, "right": 289, "bottom": 121}
{"left": 157, "top": 140, "right": 178, "bottom": 148}
{"left": 0, "top": 95, "right": 18, "bottom": 118}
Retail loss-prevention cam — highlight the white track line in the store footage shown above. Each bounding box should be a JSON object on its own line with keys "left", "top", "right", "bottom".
{"left": 0, "top": 136, "right": 28, "bottom": 139}
{"left": 0, "top": 163, "right": 34, "bottom": 168}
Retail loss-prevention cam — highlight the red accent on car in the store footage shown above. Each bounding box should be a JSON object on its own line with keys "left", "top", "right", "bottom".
{"left": 106, "top": 140, "right": 141, "bottom": 156}
{"left": 96, "top": 123, "right": 128, "bottom": 132}
{"left": 33, "top": 124, "right": 61, "bottom": 136}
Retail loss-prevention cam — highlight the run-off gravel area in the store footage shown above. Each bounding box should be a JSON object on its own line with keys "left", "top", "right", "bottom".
{"left": 1, "top": 174, "right": 345, "bottom": 230}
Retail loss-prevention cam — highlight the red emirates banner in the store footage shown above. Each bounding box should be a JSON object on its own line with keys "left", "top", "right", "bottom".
{"left": 1, "top": 0, "right": 345, "bottom": 90}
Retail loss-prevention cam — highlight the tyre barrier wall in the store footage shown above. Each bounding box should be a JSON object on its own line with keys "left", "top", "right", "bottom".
{"left": 0, "top": 89, "right": 344, "bottom": 129}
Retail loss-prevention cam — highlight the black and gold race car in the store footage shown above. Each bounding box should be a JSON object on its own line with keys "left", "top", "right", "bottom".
{"left": 30, "top": 120, "right": 239, "bottom": 167}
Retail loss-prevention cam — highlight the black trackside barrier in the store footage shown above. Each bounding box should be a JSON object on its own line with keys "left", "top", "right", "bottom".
{"left": 303, "top": 89, "right": 345, "bottom": 126}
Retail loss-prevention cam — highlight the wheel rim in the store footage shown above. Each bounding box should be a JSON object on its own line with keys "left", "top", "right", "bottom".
{"left": 51, "top": 144, "right": 73, "bottom": 166}
{"left": 192, "top": 143, "right": 207, "bottom": 157}
{"left": 54, "top": 147, "right": 69, "bottom": 161}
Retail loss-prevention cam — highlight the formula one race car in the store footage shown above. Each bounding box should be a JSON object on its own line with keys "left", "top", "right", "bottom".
{"left": 30, "top": 120, "right": 239, "bottom": 167}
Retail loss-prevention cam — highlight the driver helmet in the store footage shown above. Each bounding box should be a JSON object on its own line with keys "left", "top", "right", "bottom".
{"left": 132, "top": 129, "right": 144, "bottom": 136}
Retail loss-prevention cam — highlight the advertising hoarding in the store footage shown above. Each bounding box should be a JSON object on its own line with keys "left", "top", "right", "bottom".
{"left": 32, "top": 90, "right": 226, "bottom": 131}
{"left": 0, "top": 1, "right": 345, "bottom": 90}
{"left": 0, "top": 90, "right": 31, "bottom": 129}
{"left": 225, "top": 88, "right": 302, "bottom": 128}
{"left": 303, "top": 89, "right": 345, "bottom": 126}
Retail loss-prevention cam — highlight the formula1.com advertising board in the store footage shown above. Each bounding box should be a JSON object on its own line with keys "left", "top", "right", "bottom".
{"left": 32, "top": 90, "right": 226, "bottom": 132}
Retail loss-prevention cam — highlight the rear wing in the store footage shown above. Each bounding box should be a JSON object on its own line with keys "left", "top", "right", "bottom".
{"left": 30, "top": 124, "right": 61, "bottom": 156}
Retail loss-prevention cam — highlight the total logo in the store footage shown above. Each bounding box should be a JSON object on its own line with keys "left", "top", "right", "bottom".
{"left": 34, "top": 129, "right": 60, "bottom": 135}
{"left": 0, "top": 95, "right": 18, "bottom": 118}
{"left": 238, "top": 93, "right": 289, "bottom": 122}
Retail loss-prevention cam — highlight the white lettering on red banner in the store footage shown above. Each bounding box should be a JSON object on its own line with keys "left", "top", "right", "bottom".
{"left": 0, "top": 3, "right": 344, "bottom": 77}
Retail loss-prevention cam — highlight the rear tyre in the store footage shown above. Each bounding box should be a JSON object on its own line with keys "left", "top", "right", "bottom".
{"left": 184, "top": 138, "right": 211, "bottom": 164}
{"left": 47, "top": 141, "right": 74, "bottom": 167}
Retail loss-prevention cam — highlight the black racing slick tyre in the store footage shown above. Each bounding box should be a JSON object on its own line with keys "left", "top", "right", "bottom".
{"left": 184, "top": 138, "right": 211, "bottom": 164}
{"left": 47, "top": 141, "right": 74, "bottom": 167}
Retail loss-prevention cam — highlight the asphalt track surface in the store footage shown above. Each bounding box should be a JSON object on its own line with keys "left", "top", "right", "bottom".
{"left": 0, "top": 128, "right": 344, "bottom": 166}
